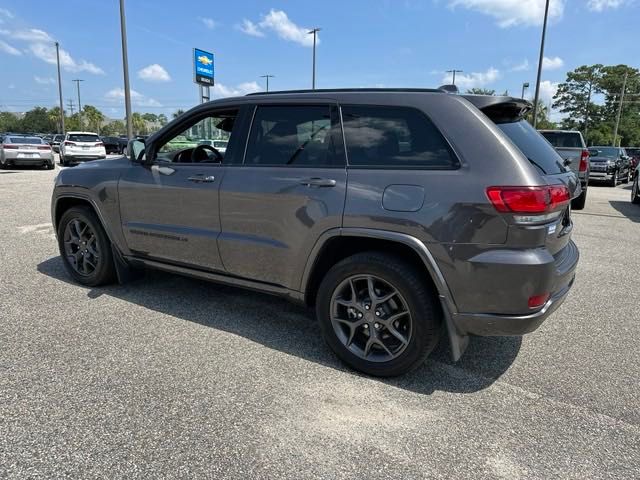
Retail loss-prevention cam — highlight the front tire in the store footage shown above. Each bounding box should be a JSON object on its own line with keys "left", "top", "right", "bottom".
{"left": 57, "top": 206, "right": 116, "bottom": 287}
{"left": 609, "top": 170, "right": 618, "bottom": 187}
{"left": 632, "top": 175, "right": 640, "bottom": 205}
{"left": 316, "top": 252, "right": 441, "bottom": 377}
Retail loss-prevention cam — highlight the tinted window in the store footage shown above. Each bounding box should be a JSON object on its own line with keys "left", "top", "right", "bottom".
{"left": 540, "top": 131, "right": 584, "bottom": 148}
{"left": 341, "top": 106, "right": 458, "bottom": 169}
{"left": 626, "top": 148, "right": 640, "bottom": 157}
{"left": 590, "top": 147, "right": 619, "bottom": 158}
{"left": 8, "top": 137, "right": 43, "bottom": 144}
{"left": 497, "top": 120, "right": 564, "bottom": 174}
{"left": 68, "top": 134, "right": 100, "bottom": 142}
{"left": 245, "top": 105, "right": 343, "bottom": 167}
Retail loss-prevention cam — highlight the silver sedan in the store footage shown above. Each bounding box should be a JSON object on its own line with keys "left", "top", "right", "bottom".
{"left": 0, "top": 135, "right": 54, "bottom": 169}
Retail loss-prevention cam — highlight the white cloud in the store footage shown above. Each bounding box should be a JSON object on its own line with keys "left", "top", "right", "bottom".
{"left": 542, "top": 56, "right": 564, "bottom": 70}
{"left": 240, "top": 10, "right": 316, "bottom": 46}
{"left": 28, "top": 42, "right": 104, "bottom": 74}
{"left": 441, "top": 67, "right": 500, "bottom": 89}
{"left": 448, "top": 0, "right": 564, "bottom": 27}
{"left": 510, "top": 59, "right": 530, "bottom": 72}
{"left": 0, "top": 39, "right": 21, "bottom": 55}
{"left": 238, "top": 19, "right": 264, "bottom": 37}
{"left": 587, "top": 0, "right": 627, "bottom": 11}
{"left": 0, "top": 8, "right": 13, "bottom": 22}
{"left": 11, "top": 28, "right": 52, "bottom": 42}
{"left": 200, "top": 17, "right": 217, "bottom": 29}
{"left": 538, "top": 80, "right": 559, "bottom": 105}
{"left": 213, "top": 81, "right": 262, "bottom": 98}
{"left": 137, "top": 63, "right": 171, "bottom": 82}
{"left": 34, "top": 75, "right": 55, "bottom": 85}
{"left": 105, "top": 87, "right": 162, "bottom": 107}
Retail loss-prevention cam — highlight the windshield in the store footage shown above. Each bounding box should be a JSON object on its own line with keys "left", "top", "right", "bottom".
{"left": 497, "top": 120, "right": 564, "bottom": 174}
{"left": 8, "top": 137, "right": 43, "bottom": 144}
{"left": 590, "top": 147, "right": 619, "bottom": 158}
{"left": 68, "top": 134, "right": 100, "bottom": 143}
{"left": 214, "top": 141, "right": 228, "bottom": 148}
{"left": 540, "top": 131, "right": 583, "bottom": 148}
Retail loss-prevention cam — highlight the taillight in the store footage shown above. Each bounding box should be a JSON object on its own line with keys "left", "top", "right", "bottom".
{"left": 528, "top": 293, "right": 550, "bottom": 309}
{"left": 95, "top": 142, "right": 104, "bottom": 147}
{"left": 64, "top": 141, "right": 75, "bottom": 146}
{"left": 2, "top": 144, "right": 18, "bottom": 149}
{"left": 579, "top": 149, "right": 589, "bottom": 172}
{"left": 486, "top": 185, "right": 570, "bottom": 223}
{"left": 37, "top": 145, "right": 51, "bottom": 150}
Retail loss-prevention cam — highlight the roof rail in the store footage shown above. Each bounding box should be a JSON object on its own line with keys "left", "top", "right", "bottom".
{"left": 246, "top": 87, "right": 442, "bottom": 96}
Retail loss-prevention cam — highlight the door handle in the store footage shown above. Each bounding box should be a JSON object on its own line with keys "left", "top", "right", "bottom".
{"left": 188, "top": 174, "right": 216, "bottom": 183}
{"left": 299, "top": 177, "right": 337, "bottom": 188}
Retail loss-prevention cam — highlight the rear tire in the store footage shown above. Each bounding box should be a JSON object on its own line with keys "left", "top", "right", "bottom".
{"left": 316, "top": 252, "right": 441, "bottom": 377}
{"left": 632, "top": 175, "right": 640, "bottom": 205}
{"left": 57, "top": 206, "right": 116, "bottom": 287}
{"left": 571, "top": 188, "right": 587, "bottom": 210}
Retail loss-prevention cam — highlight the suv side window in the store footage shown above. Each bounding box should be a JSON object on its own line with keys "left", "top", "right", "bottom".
{"left": 245, "top": 105, "right": 344, "bottom": 167}
{"left": 341, "top": 105, "right": 459, "bottom": 169}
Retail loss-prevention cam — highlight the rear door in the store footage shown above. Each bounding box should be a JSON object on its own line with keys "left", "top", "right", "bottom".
{"left": 218, "top": 103, "right": 347, "bottom": 289}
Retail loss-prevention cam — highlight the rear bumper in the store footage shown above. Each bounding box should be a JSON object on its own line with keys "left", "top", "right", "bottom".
{"left": 449, "top": 240, "right": 579, "bottom": 336}
{"left": 4, "top": 155, "right": 53, "bottom": 165}
{"left": 64, "top": 155, "right": 106, "bottom": 163}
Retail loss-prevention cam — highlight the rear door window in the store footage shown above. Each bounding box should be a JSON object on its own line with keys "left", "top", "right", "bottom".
{"left": 497, "top": 120, "right": 564, "bottom": 174}
{"left": 341, "top": 105, "right": 458, "bottom": 169}
{"left": 540, "top": 131, "right": 584, "bottom": 148}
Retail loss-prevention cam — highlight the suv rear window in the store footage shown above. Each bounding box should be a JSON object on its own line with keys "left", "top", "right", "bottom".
{"left": 540, "top": 131, "right": 584, "bottom": 149}
{"left": 341, "top": 105, "right": 458, "bottom": 169}
{"left": 68, "top": 134, "right": 100, "bottom": 142}
{"left": 497, "top": 120, "right": 564, "bottom": 174}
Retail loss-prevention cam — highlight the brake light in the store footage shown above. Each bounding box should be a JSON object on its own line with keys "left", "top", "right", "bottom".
{"left": 37, "top": 145, "right": 51, "bottom": 150}
{"left": 528, "top": 293, "right": 550, "bottom": 309}
{"left": 95, "top": 142, "right": 104, "bottom": 147}
{"left": 2, "top": 144, "right": 18, "bottom": 149}
{"left": 579, "top": 149, "right": 589, "bottom": 172}
{"left": 64, "top": 141, "right": 75, "bottom": 146}
{"left": 486, "top": 185, "right": 570, "bottom": 223}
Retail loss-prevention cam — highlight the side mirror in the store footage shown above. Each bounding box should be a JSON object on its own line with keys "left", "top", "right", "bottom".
{"left": 128, "top": 139, "right": 145, "bottom": 162}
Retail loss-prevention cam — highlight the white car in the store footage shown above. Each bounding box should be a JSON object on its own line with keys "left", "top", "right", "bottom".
{"left": 59, "top": 131, "right": 106, "bottom": 166}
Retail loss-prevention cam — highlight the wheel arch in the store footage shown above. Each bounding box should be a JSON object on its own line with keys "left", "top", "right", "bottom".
{"left": 53, "top": 194, "right": 115, "bottom": 244}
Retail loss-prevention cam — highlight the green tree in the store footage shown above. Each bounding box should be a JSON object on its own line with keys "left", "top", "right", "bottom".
{"left": 598, "top": 65, "right": 640, "bottom": 146}
{"left": 130, "top": 112, "right": 147, "bottom": 135}
{"left": 0, "top": 111, "right": 20, "bottom": 132}
{"left": 82, "top": 105, "right": 105, "bottom": 133}
{"left": 142, "top": 113, "right": 158, "bottom": 123}
{"left": 158, "top": 113, "right": 168, "bottom": 126}
{"left": 553, "top": 65, "right": 603, "bottom": 143}
{"left": 101, "top": 120, "right": 126, "bottom": 136}
{"left": 172, "top": 109, "right": 185, "bottom": 119}
{"left": 466, "top": 88, "right": 496, "bottom": 95}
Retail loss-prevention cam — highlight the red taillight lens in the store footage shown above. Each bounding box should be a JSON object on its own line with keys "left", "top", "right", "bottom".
{"left": 64, "top": 141, "right": 74, "bottom": 146}
{"left": 95, "top": 142, "right": 104, "bottom": 147}
{"left": 528, "top": 293, "right": 550, "bottom": 309}
{"left": 579, "top": 149, "right": 589, "bottom": 172}
{"left": 37, "top": 145, "right": 51, "bottom": 150}
{"left": 3, "top": 144, "right": 18, "bottom": 149}
{"left": 486, "top": 185, "right": 570, "bottom": 221}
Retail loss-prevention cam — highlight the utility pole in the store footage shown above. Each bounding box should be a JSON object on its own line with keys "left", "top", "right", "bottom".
{"left": 308, "top": 28, "right": 321, "bottom": 89}
{"left": 521, "top": 82, "right": 530, "bottom": 99}
{"left": 55, "top": 42, "right": 65, "bottom": 134}
{"left": 612, "top": 71, "right": 628, "bottom": 147}
{"left": 446, "top": 69, "right": 463, "bottom": 85}
{"left": 260, "top": 74, "right": 274, "bottom": 92}
{"left": 532, "top": 0, "right": 550, "bottom": 128}
{"left": 72, "top": 79, "right": 84, "bottom": 129}
{"left": 67, "top": 99, "right": 75, "bottom": 116}
{"left": 583, "top": 74, "right": 594, "bottom": 143}
{"left": 119, "top": 0, "right": 133, "bottom": 140}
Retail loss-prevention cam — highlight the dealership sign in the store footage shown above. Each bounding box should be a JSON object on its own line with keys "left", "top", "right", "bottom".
{"left": 193, "top": 48, "right": 214, "bottom": 85}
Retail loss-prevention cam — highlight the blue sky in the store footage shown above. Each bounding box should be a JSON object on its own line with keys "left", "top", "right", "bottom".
{"left": 0, "top": 0, "right": 637, "bottom": 119}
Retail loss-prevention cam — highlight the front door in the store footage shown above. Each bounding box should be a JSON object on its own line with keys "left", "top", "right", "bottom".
{"left": 118, "top": 108, "right": 242, "bottom": 271}
{"left": 218, "top": 104, "right": 347, "bottom": 290}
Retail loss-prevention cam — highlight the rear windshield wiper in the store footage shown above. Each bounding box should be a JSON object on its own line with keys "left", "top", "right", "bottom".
{"left": 527, "top": 157, "right": 547, "bottom": 174}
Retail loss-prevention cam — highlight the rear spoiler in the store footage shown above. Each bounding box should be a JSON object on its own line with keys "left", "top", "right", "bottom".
{"left": 461, "top": 95, "right": 532, "bottom": 123}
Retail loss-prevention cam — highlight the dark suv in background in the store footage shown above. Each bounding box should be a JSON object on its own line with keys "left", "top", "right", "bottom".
{"left": 588, "top": 146, "right": 631, "bottom": 186}
{"left": 51, "top": 89, "right": 579, "bottom": 376}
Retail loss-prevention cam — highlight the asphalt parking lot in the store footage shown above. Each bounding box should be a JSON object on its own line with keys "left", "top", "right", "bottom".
{"left": 1, "top": 158, "right": 639, "bottom": 479}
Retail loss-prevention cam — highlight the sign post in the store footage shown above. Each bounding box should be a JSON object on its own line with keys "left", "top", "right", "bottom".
{"left": 193, "top": 48, "right": 214, "bottom": 105}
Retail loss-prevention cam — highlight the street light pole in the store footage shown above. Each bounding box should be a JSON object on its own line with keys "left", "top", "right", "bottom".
{"left": 446, "top": 69, "right": 463, "bottom": 85}
{"left": 612, "top": 71, "right": 628, "bottom": 147}
{"left": 72, "top": 79, "right": 84, "bottom": 128}
{"left": 119, "top": 0, "right": 133, "bottom": 140}
{"left": 532, "top": 0, "right": 550, "bottom": 128}
{"left": 308, "top": 28, "right": 321, "bottom": 89}
{"left": 260, "top": 74, "right": 274, "bottom": 92}
{"left": 521, "top": 82, "right": 530, "bottom": 99}
{"left": 55, "top": 42, "right": 65, "bottom": 134}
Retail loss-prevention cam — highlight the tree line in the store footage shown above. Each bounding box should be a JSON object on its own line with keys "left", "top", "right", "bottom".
{"left": 0, "top": 106, "right": 187, "bottom": 136}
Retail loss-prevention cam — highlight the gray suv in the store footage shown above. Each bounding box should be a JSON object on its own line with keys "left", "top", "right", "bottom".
{"left": 51, "top": 89, "right": 580, "bottom": 376}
